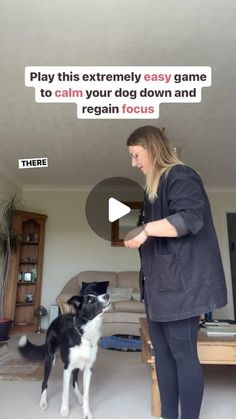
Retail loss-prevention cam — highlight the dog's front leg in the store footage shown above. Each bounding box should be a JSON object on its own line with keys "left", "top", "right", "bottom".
{"left": 72, "top": 368, "right": 83, "bottom": 405}
{"left": 83, "top": 366, "right": 93, "bottom": 419}
{"left": 60, "top": 367, "right": 71, "bottom": 417}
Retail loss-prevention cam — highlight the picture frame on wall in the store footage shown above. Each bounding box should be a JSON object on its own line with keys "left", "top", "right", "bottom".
{"left": 24, "top": 293, "right": 33, "bottom": 303}
{"left": 24, "top": 272, "right": 32, "bottom": 282}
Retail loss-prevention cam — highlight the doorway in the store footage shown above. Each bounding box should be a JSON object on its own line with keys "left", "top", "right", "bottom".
{"left": 226, "top": 213, "right": 236, "bottom": 320}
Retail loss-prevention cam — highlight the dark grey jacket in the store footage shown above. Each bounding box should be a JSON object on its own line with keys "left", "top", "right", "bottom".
{"left": 140, "top": 165, "right": 227, "bottom": 322}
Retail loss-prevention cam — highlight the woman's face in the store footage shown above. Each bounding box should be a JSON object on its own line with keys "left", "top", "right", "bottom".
{"left": 128, "top": 145, "right": 151, "bottom": 175}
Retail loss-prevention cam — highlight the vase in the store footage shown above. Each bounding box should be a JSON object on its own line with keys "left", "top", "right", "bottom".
{"left": 0, "top": 319, "right": 13, "bottom": 341}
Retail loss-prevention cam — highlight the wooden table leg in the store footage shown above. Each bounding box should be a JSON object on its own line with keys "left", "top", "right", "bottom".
{"left": 151, "top": 367, "right": 161, "bottom": 417}
{"left": 140, "top": 318, "right": 162, "bottom": 417}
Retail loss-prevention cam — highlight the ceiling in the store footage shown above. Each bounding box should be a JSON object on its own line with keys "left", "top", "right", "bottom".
{"left": 1, "top": 0, "right": 236, "bottom": 190}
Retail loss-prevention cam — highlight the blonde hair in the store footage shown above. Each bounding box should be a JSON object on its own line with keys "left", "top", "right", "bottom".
{"left": 127, "top": 126, "right": 184, "bottom": 202}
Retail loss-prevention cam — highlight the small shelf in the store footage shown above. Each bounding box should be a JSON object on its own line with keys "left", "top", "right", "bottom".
{"left": 4, "top": 210, "right": 47, "bottom": 330}
{"left": 19, "top": 261, "right": 38, "bottom": 264}
{"left": 17, "top": 282, "right": 36, "bottom": 285}
{"left": 21, "top": 241, "right": 39, "bottom": 245}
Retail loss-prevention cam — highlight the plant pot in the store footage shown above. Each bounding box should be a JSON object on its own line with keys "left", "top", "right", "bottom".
{"left": 0, "top": 319, "right": 13, "bottom": 341}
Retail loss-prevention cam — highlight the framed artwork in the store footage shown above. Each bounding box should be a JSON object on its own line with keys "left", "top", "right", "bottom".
{"left": 111, "top": 201, "right": 142, "bottom": 247}
{"left": 25, "top": 293, "right": 33, "bottom": 303}
{"left": 24, "top": 272, "right": 32, "bottom": 282}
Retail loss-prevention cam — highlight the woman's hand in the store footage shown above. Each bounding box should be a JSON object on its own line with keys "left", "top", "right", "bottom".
{"left": 124, "top": 226, "right": 148, "bottom": 248}
{"left": 124, "top": 219, "right": 178, "bottom": 248}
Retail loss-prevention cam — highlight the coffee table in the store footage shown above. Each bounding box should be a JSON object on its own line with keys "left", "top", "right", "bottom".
{"left": 139, "top": 317, "right": 236, "bottom": 417}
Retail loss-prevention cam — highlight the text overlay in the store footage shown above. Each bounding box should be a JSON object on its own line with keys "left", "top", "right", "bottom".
{"left": 25, "top": 66, "right": 212, "bottom": 119}
{"left": 18, "top": 158, "right": 48, "bottom": 169}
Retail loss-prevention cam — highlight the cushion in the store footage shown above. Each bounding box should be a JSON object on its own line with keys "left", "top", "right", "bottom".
{"left": 80, "top": 281, "right": 109, "bottom": 296}
{"left": 113, "top": 300, "right": 145, "bottom": 313}
{"left": 117, "top": 271, "right": 139, "bottom": 290}
{"left": 107, "top": 286, "right": 133, "bottom": 303}
{"left": 132, "top": 290, "right": 141, "bottom": 302}
{"left": 58, "top": 300, "right": 75, "bottom": 314}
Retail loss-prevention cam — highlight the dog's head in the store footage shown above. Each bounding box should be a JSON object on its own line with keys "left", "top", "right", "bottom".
{"left": 67, "top": 293, "right": 110, "bottom": 319}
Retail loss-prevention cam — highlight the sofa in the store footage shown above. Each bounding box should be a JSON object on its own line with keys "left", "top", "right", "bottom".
{"left": 56, "top": 271, "right": 146, "bottom": 335}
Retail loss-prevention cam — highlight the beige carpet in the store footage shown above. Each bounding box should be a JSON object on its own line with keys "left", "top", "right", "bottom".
{"left": 0, "top": 331, "right": 236, "bottom": 418}
{"left": 0, "top": 336, "right": 44, "bottom": 381}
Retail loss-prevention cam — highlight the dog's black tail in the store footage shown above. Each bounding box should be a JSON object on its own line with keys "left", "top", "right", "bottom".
{"left": 18, "top": 335, "right": 46, "bottom": 361}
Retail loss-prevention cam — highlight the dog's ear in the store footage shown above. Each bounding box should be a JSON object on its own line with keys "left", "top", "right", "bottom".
{"left": 67, "top": 295, "right": 83, "bottom": 309}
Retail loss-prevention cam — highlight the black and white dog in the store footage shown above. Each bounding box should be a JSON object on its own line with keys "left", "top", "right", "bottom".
{"left": 18, "top": 293, "right": 110, "bottom": 419}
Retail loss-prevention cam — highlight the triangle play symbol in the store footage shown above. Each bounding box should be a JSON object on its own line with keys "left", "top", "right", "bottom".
{"left": 108, "top": 198, "right": 131, "bottom": 222}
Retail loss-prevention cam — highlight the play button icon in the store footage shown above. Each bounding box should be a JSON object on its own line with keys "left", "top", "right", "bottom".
{"left": 85, "top": 177, "right": 144, "bottom": 241}
{"left": 108, "top": 198, "right": 131, "bottom": 222}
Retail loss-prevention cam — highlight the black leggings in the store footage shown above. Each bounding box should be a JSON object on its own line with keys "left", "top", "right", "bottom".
{"left": 147, "top": 316, "right": 204, "bottom": 419}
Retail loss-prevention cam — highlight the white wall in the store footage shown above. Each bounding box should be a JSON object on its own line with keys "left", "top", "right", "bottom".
{"left": 207, "top": 189, "right": 236, "bottom": 319}
{"left": 0, "top": 170, "right": 22, "bottom": 202}
{"left": 22, "top": 187, "right": 236, "bottom": 326}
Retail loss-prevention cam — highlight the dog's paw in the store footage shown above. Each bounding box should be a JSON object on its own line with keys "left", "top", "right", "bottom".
{"left": 39, "top": 390, "right": 48, "bottom": 411}
{"left": 39, "top": 399, "right": 48, "bottom": 411}
{"left": 60, "top": 406, "right": 70, "bottom": 417}
{"left": 84, "top": 410, "right": 93, "bottom": 419}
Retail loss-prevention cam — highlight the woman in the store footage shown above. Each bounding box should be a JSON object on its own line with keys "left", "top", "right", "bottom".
{"left": 124, "top": 126, "right": 227, "bottom": 419}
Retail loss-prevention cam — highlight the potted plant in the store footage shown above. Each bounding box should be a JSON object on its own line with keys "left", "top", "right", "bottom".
{"left": 0, "top": 193, "right": 22, "bottom": 340}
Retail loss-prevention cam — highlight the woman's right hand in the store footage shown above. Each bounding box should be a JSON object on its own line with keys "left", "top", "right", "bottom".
{"left": 124, "top": 226, "right": 148, "bottom": 248}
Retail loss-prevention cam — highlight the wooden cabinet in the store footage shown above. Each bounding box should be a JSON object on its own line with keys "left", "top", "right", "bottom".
{"left": 4, "top": 210, "right": 47, "bottom": 332}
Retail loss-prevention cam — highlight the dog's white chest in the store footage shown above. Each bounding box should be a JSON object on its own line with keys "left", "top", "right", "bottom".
{"left": 69, "top": 317, "right": 102, "bottom": 371}
{"left": 69, "top": 338, "right": 96, "bottom": 370}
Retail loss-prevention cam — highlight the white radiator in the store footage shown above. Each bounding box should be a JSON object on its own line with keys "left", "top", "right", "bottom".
{"left": 49, "top": 304, "right": 59, "bottom": 324}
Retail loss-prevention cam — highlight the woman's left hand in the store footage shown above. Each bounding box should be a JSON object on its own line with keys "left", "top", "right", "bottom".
{"left": 124, "top": 226, "right": 148, "bottom": 248}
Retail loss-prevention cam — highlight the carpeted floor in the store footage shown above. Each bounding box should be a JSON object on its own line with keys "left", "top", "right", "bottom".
{"left": 0, "top": 331, "right": 143, "bottom": 381}
{"left": 0, "top": 331, "right": 236, "bottom": 418}
{"left": 0, "top": 334, "right": 44, "bottom": 381}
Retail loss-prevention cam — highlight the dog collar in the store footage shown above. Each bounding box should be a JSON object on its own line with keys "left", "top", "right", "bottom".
{"left": 73, "top": 316, "right": 93, "bottom": 348}
{"left": 73, "top": 316, "right": 83, "bottom": 337}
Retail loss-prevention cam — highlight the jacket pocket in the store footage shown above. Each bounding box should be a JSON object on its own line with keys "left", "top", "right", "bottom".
{"left": 151, "top": 253, "right": 186, "bottom": 292}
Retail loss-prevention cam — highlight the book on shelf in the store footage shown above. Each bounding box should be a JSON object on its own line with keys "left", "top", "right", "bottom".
{"left": 204, "top": 321, "right": 231, "bottom": 327}
{"left": 203, "top": 325, "right": 236, "bottom": 336}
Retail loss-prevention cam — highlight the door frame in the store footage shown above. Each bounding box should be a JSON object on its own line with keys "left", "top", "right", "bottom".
{"left": 222, "top": 207, "right": 236, "bottom": 320}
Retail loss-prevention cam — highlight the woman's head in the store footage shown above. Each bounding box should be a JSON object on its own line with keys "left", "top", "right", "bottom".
{"left": 127, "top": 126, "right": 183, "bottom": 201}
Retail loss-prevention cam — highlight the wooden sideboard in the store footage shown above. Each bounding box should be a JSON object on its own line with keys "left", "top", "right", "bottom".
{"left": 139, "top": 317, "right": 236, "bottom": 417}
